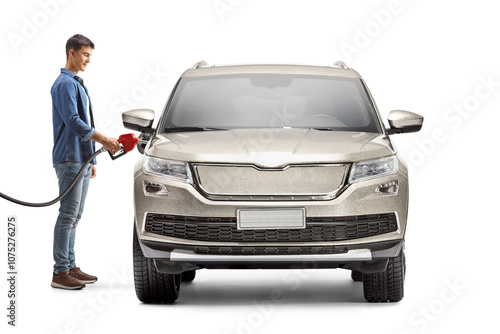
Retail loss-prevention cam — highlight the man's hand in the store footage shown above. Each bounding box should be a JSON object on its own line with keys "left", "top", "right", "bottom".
{"left": 90, "top": 131, "right": 121, "bottom": 154}
{"left": 90, "top": 165, "right": 97, "bottom": 179}
{"left": 102, "top": 137, "right": 122, "bottom": 155}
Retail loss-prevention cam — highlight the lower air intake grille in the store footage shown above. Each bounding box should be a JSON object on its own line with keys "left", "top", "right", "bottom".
{"left": 194, "top": 246, "right": 349, "bottom": 256}
{"left": 145, "top": 213, "right": 397, "bottom": 242}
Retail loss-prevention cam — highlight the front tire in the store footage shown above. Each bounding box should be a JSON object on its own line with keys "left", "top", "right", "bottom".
{"left": 133, "top": 226, "right": 181, "bottom": 304}
{"left": 362, "top": 250, "right": 405, "bottom": 302}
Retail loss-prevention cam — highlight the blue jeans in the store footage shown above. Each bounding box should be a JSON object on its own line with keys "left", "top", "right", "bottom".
{"left": 53, "top": 162, "right": 91, "bottom": 274}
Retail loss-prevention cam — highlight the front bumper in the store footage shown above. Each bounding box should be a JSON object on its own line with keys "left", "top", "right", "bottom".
{"left": 138, "top": 234, "right": 403, "bottom": 274}
{"left": 133, "top": 157, "right": 409, "bottom": 274}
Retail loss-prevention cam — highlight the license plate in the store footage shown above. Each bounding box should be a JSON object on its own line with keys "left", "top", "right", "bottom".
{"left": 237, "top": 208, "right": 306, "bottom": 230}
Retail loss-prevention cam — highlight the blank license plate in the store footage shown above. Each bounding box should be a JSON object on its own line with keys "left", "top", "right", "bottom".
{"left": 237, "top": 209, "right": 306, "bottom": 230}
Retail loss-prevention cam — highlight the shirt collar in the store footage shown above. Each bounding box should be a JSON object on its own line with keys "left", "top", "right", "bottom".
{"left": 60, "top": 68, "right": 83, "bottom": 85}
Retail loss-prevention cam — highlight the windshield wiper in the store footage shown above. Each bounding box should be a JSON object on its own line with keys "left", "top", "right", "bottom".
{"left": 163, "top": 127, "right": 227, "bottom": 133}
{"left": 311, "top": 127, "right": 337, "bottom": 131}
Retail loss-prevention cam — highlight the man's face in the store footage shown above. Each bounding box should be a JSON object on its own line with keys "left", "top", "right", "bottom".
{"left": 69, "top": 45, "right": 92, "bottom": 72}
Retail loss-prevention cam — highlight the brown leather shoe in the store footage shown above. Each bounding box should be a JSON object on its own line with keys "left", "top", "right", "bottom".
{"left": 51, "top": 271, "right": 86, "bottom": 290}
{"left": 70, "top": 267, "right": 97, "bottom": 283}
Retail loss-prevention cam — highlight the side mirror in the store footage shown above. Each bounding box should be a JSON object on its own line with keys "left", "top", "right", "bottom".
{"left": 386, "top": 110, "right": 423, "bottom": 135}
{"left": 122, "top": 109, "right": 156, "bottom": 134}
{"left": 122, "top": 109, "right": 156, "bottom": 154}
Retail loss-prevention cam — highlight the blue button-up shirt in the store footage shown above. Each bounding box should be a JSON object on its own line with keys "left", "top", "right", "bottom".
{"left": 51, "top": 68, "right": 97, "bottom": 166}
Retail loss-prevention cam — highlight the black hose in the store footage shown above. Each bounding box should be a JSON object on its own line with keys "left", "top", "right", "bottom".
{"left": 0, "top": 147, "right": 106, "bottom": 207}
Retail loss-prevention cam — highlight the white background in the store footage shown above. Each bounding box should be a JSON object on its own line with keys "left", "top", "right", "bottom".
{"left": 1, "top": 0, "right": 499, "bottom": 333}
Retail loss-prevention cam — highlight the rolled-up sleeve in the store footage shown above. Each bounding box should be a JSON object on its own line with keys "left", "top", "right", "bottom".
{"left": 52, "top": 81, "right": 95, "bottom": 141}
{"left": 82, "top": 128, "right": 96, "bottom": 141}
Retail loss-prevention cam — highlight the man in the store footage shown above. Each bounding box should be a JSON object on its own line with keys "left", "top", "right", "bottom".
{"left": 50, "top": 34, "right": 121, "bottom": 290}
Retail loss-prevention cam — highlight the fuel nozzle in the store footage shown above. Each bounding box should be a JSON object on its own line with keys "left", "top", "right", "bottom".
{"left": 108, "top": 133, "right": 139, "bottom": 160}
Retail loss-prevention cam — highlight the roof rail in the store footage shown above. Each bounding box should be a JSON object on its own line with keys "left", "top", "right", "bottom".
{"left": 332, "top": 61, "right": 349, "bottom": 69}
{"left": 192, "top": 60, "right": 209, "bottom": 69}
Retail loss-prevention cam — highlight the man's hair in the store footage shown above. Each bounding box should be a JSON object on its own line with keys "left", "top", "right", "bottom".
{"left": 65, "top": 34, "right": 94, "bottom": 58}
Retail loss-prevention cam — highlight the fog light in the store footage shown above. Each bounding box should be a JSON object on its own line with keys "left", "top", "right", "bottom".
{"left": 143, "top": 181, "right": 168, "bottom": 196}
{"left": 376, "top": 180, "right": 398, "bottom": 194}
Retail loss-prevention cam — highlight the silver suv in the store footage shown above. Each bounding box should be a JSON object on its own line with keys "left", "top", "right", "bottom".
{"left": 123, "top": 61, "right": 423, "bottom": 304}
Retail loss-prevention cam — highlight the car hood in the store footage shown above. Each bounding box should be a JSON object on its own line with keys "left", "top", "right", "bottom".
{"left": 146, "top": 129, "right": 395, "bottom": 168}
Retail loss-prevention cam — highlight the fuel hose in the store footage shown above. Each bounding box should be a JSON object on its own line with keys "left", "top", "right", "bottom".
{"left": 0, "top": 147, "right": 106, "bottom": 207}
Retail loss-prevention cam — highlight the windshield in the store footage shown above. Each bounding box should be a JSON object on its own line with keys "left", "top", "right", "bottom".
{"left": 160, "top": 74, "right": 381, "bottom": 133}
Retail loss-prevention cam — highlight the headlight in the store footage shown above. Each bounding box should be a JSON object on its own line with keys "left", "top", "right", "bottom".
{"left": 348, "top": 156, "right": 398, "bottom": 183}
{"left": 143, "top": 156, "right": 193, "bottom": 183}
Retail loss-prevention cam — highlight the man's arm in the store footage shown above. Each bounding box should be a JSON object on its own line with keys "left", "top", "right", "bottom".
{"left": 52, "top": 80, "right": 95, "bottom": 140}
{"left": 52, "top": 80, "right": 121, "bottom": 154}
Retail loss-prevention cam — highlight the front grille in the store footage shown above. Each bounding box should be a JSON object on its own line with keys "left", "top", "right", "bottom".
{"left": 193, "top": 164, "right": 348, "bottom": 201}
{"left": 194, "top": 246, "right": 348, "bottom": 255}
{"left": 145, "top": 213, "right": 397, "bottom": 242}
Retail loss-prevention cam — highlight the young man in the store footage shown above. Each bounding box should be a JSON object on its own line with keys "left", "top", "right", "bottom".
{"left": 50, "top": 34, "right": 121, "bottom": 290}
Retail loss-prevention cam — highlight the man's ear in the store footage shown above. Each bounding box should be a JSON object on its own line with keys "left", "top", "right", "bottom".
{"left": 68, "top": 49, "right": 75, "bottom": 59}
